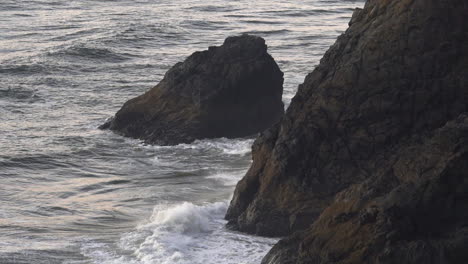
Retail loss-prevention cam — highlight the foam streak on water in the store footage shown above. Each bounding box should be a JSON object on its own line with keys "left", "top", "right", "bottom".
{"left": 0, "top": 0, "right": 364, "bottom": 263}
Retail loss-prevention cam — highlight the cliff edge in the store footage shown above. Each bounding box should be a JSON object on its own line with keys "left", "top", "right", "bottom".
{"left": 226, "top": 0, "right": 468, "bottom": 244}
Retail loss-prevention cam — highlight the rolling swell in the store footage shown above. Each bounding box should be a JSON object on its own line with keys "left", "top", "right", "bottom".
{"left": 0, "top": 87, "right": 41, "bottom": 102}
{"left": 0, "top": 64, "right": 50, "bottom": 75}
{"left": 47, "top": 45, "right": 133, "bottom": 63}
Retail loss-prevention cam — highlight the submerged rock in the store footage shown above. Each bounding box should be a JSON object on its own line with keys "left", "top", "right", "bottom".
{"left": 101, "top": 35, "right": 284, "bottom": 145}
{"left": 226, "top": 0, "right": 468, "bottom": 244}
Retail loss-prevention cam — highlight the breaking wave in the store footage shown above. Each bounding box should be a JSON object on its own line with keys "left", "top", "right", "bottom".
{"left": 81, "top": 201, "right": 278, "bottom": 264}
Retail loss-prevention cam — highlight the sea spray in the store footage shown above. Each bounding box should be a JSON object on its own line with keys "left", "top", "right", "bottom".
{"left": 134, "top": 202, "right": 227, "bottom": 263}
{"left": 83, "top": 201, "right": 277, "bottom": 264}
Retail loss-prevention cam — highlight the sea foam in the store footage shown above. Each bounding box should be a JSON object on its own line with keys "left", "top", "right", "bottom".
{"left": 82, "top": 201, "right": 277, "bottom": 264}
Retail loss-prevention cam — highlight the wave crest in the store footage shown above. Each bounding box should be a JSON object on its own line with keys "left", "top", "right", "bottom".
{"left": 148, "top": 202, "right": 227, "bottom": 234}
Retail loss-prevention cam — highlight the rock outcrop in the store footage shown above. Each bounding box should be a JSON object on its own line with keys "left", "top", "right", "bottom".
{"left": 262, "top": 114, "right": 468, "bottom": 263}
{"left": 101, "top": 35, "right": 284, "bottom": 145}
{"left": 226, "top": 0, "right": 468, "bottom": 242}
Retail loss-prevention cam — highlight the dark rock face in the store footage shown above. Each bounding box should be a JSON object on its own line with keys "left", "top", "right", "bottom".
{"left": 262, "top": 114, "right": 468, "bottom": 263}
{"left": 101, "top": 35, "right": 284, "bottom": 145}
{"left": 226, "top": 0, "right": 468, "bottom": 240}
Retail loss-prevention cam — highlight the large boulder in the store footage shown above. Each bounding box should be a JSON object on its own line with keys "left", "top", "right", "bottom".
{"left": 101, "top": 35, "right": 284, "bottom": 145}
{"left": 226, "top": 0, "right": 468, "bottom": 239}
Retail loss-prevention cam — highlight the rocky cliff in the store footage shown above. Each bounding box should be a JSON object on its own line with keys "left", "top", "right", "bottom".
{"left": 226, "top": 0, "right": 468, "bottom": 248}
{"left": 101, "top": 35, "right": 284, "bottom": 145}
{"left": 262, "top": 114, "right": 468, "bottom": 263}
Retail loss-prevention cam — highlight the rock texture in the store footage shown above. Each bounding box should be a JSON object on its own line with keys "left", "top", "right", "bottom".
{"left": 101, "top": 35, "right": 284, "bottom": 145}
{"left": 262, "top": 114, "right": 468, "bottom": 263}
{"left": 226, "top": 0, "right": 468, "bottom": 241}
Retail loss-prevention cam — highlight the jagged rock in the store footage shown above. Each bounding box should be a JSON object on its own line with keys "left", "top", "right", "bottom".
{"left": 226, "top": 0, "right": 468, "bottom": 239}
{"left": 101, "top": 35, "right": 284, "bottom": 145}
{"left": 262, "top": 114, "right": 468, "bottom": 264}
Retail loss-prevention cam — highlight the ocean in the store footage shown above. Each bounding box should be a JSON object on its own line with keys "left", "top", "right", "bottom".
{"left": 0, "top": 0, "right": 364, "bottom": 263}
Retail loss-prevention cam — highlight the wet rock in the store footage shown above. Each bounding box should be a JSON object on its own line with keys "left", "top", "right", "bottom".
{"left": 101, "top": 34, "right": 284, "bottom": 145}
{"left": 226, "top": 0, "right": 468, "bottom": 240}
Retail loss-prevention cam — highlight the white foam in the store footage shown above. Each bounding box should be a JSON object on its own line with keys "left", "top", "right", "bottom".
{"left": 149, "top": 201, "right": 226, "bottom": 234}
{"left": 201, "top": 138, "right": 253, "bottom": 156}
{"left": 142, "top": 138, "right": 254, "bottom": 156}
{"left": 205, "top": 171, "right": 245, "bottom": 186}
{"left": 151, "top": 156, "right": 178, "bottom": 167}
{"left": 80, "top": 241, "right": 139, "bottom": 264}
{"left": 133, "top": 202, "right": 227, "bottom": 264}
{"left": 82, "top": 201, "right": 278, "bottom": 264}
